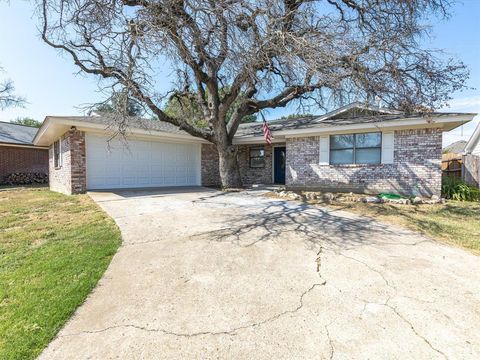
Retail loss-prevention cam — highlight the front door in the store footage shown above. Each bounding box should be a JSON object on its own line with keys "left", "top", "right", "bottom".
{"left": 273, "top": 146, "right": 286, "bottom": 184}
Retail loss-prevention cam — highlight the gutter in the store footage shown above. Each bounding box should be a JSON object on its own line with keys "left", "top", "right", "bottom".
{"left": 274, "top": 114, "right": 475, "bottom": 137}
{"left": 0, "top": 142, "right": 49, "bottom": 150}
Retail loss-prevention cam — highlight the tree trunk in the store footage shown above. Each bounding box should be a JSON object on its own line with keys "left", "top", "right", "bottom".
{"left": 217, "top": 144, "right": 243, "bottom": 188}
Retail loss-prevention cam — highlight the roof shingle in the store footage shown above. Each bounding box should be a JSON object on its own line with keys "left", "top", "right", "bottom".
{"left": 443, "top": 140, "right": 467, "bottom": 154}
{"left": 0, "top": 121, "right": 40, "bottom": 145}
{"left": 235, "top": 112, "right": 469, "bottom": 137}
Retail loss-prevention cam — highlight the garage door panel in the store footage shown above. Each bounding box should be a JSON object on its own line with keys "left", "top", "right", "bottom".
{"left": 86, "top": 134, "right": 201, "bottom": 190}
{"left": 106, "top": 177, "right": 122, "bottom": 187}
{"left": 150, "top": 176, "right": 163, "bottom": 184}
{"left": 122, "top": 177, "right": 137, "bottom": 186}
{"left": 137, "top": 178, "right": 150, "bottom": 186}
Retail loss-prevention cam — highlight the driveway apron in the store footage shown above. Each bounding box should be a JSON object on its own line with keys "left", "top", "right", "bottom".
{"left": 38, "top": 187, "right": 480, "bottom": 359}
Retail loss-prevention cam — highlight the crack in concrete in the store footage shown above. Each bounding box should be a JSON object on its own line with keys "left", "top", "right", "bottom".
{"left": 68, "top": 195, "right": 332, "bottom": 343}
{"left": 337, "top": 251, "right": 449, "bottom": 360}
{"left": 324, "top": 324, "right": 335, "bottom": 360}
{"left": 60, "top": 282, "right": 326, "bottom": 339}
{"left": 385, "top": 303, "right": 449, "bottom": 360}
{"left": 338, "top": 252, "right": 396, "bottom": 295}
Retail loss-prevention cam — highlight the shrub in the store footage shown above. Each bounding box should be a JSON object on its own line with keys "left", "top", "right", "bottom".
{"left": 1, "top": 172, "right": 48, "bottom": 186}
{"left": 442, "top": 176, "right": 480, "bottom": 202}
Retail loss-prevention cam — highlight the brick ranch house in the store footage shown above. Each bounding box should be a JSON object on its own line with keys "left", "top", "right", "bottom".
{"left": 32, "top": 103, "right": 476, "bottom": 196}
{"left": 0, "top": 121, "right": 49, "bottom": 184}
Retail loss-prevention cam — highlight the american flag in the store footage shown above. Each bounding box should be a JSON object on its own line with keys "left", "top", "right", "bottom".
{"left": 262, "top": 118, "right": 273, "bottom": 145}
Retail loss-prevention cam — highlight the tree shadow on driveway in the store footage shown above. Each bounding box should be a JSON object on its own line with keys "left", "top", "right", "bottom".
{"left": 190, "top": 192, "right": 423, "bottom": 252}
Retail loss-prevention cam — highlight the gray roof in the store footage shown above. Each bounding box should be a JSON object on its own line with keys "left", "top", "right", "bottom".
{"left": 443, "top": 140, "right": 467, "bottom": 154}
{"left": 235, "top": 112, "right": 471, "bottom": 137}
{"left": 0, "top": 121, "right": 40, "bottom": 145}
{"left": 43, "top": 106, "right": 476, "bottom": 141}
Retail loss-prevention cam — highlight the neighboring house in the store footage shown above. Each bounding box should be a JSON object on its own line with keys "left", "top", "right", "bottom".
{"left": 32, "top": 103, "right": 476, "bottom": 196}
{"left": 465, "top": 120, "right": 480, "bottom": 156}
{"left": 443, "top": 140, "right": 467, "bottom": 155}
{"left": 0, "top": 121, "right": 49, "bottom": 183}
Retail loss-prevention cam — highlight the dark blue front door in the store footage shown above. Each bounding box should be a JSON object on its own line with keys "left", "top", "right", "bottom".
{"left": 274, "top": 146, "right": 286, "bottom": 184}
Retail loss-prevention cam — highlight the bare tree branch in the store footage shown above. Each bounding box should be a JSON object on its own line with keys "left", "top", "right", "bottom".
{"left": 38, "top": 0, "right": 469, "bottom": 187}
{"left": 0, "top": 67, "right": 26, "bottom": 110}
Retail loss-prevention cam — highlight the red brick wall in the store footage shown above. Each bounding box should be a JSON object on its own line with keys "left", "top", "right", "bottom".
{"left": 0, "top": 145, "right": 48, "bottom": 180}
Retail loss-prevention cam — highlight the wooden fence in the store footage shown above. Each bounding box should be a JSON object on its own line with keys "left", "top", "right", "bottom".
{"left": 441, "top": 153, "right": 462, "bottom": 179}
{"left": 442, "top": 153, "right": 480, "bottom": 188}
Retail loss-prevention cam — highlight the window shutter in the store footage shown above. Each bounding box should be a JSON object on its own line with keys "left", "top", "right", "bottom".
{"left": 319, "top": 135, "right": 330, "bottom": 165}
{"left": 381, "top": 132, "right": 394, "bottom": 164}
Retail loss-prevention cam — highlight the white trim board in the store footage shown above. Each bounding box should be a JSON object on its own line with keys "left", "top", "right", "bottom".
{"left": 0, "top": 143, "right": 48, "bottom": 150}
{"left": 33, "top": 117, "right": 207, "bottom": 146}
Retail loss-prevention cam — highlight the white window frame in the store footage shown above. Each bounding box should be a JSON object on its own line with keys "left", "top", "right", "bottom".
{"left": 53, "top": 138, "right": 62, "bottom": 169}
{"left": 249, "top": 146, "right": 266, "bottom": 168}
{"left": 329, "top": 132, "right": 382, "bottom": 165}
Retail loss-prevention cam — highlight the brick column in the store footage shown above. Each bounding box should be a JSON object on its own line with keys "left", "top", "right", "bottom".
{"left": 201, "top": 144, "right": 221, "bottom": 187}
{"left": 49, "top": 128, "right": 86, "bottom": 195}
{"left": 69, "top": 129, "right": 87, "bottom": 194}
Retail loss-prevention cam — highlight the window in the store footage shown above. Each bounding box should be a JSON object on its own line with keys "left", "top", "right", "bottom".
{"left": 249, "top": 147, "right": 265, "bottom": 168}
{"left": 53, "top": 139, "right": 62, "bottom": 168}
{"left": 330, "top": 132, "right": 381, "bottom": 165}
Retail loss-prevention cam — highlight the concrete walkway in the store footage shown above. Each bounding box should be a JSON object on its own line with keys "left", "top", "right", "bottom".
{"left": 39, "top": 187, "right": 480, "bottom": 359}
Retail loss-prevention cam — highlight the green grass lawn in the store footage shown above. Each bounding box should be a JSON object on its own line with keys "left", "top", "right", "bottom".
{"left": 0, "top": 188, "right": 121, "bottom": 360}
{"left": 330, "top": 200, "right": 480, "bottom": 254}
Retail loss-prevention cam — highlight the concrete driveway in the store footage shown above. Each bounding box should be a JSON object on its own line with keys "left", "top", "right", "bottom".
{"left": 39, "top": 187, "right": 480, "bottom": 359}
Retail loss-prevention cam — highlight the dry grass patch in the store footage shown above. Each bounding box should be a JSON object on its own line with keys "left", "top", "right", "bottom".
{"left": 328, "top": 201, "right": 480, "bottom": 254}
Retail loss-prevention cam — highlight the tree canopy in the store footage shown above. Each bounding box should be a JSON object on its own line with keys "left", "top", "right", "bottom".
{"left": 94, "top": 90, "right": 144, "bottom": 117}
{"left": 11, "top": 117, "right": 42, "bottom": 128}
{"left": 164, "top": 88, "right": 257, "bottom": 127}
{"left": 39, "top": 0, "right": 469, "bottom": 187}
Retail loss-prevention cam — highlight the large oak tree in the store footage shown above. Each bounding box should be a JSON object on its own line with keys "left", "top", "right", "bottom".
{"left": 39, "top": 0, "right": 468, "bottom": 187}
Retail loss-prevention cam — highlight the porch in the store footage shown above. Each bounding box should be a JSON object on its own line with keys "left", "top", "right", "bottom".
{"left": 201, "top": 143, "right": 287, "bottom": 187}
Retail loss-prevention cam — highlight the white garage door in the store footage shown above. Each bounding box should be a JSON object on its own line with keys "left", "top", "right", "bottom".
{"left": 86, "top": 134, "right": 201, "bottom": 189}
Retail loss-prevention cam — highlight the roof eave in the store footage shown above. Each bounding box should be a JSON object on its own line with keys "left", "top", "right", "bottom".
{"left": 0, "top": 142, "right": 48, "bottom": 149}
{"left": 234, "top": 114, "right": 476, "bottom": 141}
{"left": 33, "top": 117, "right": 207, "bottom": 146}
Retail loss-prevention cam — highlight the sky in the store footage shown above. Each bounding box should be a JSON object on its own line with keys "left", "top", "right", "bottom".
{"left": 0, "top": 0, "right": 479, "bottom": 147}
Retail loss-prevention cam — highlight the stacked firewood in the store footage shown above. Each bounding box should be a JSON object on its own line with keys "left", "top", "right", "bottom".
{"left": 1, "top": 172, "right": 48, "bottom": 185}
